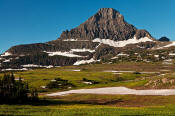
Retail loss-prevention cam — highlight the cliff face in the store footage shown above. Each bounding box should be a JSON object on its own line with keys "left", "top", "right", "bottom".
{"left": 60, "top": 8, "right": 153, "bottom": 41}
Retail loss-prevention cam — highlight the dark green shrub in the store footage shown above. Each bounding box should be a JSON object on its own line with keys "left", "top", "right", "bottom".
{"left": 46, "top": 78, "right": 74, "bottom": 89}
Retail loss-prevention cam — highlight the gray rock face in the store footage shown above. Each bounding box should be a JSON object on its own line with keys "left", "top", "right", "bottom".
{"left": 60, "top": 8, "right": 153, "bottom": 41}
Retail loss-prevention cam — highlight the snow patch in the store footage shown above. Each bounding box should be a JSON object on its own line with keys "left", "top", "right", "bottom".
{"left": 73, "top": 58, "right": 98, "bottom": 65}
{"left": 3, "top": 59, "right": 11, "bottom": 62}
{"left": 96, "top": 43, "right": 101, "bottom": 48}
{"left": 164, "top": 59, "right": 173, "bottom": 62}
{"left": 1, "top": 68, "right": 28, "bottom": 71}
{"left": 154, "top": 55, "right": 159, "bottom": 58}
{"left": 47, "top": 87, "right": 175, "bottom": 96}
{"left": 111, "top": 56, "right": 118, "bottom": 59}
{"left": 117, "top": 53, "right": 129, "bottom": 56}
{"left": 92, "top": 36, "right": 153, "bottom": 48}
{"left": 72, "top": 69, "right": 81, "bottom": 72}
{"left": 83, "top": 82, "right": 92, "bottom": 85}
{"left": 169, "top": 53, "right": 175, "bottom": 56}
{"left": 41, "top": 86, "right": 46, "bottom": 89}
{"left": 22, "top": 64, "right": 54, "bottom": 68}
{"left": 63, "top": 39, "right": 89, "bottom": 41}
{"left": 1, "top": 52, "right": 12, "bottom": 57}
{"left": 163, "top": 42, "right": 175, "bottom": 48}
{"left": 46, "top": 65, "right": 54, "bottom": 68}
{"left": 71, "top": 48, "right": 95, "bottom": 53}
{"left": 44, "top": 51, "right": 84, "bottom": 57}
{"left": 156, "top": 42, "right": 175, "bottom": 49}
{"left": 22, "top": 64, "right": 41, "bottom": 68}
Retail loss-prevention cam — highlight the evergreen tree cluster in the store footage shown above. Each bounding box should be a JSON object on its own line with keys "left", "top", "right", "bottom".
{"left": 46, "top": 77, "right": 74, "bottom": 89}
{"left": 0, "top": 73, "right": 38, "bottom": 104}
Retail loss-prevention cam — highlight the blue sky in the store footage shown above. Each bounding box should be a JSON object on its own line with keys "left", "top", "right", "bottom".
{"left": 0, "top": 0, "right": 175, "bottom": 53}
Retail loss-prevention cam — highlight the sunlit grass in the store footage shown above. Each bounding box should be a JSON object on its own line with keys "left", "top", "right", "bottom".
{"left": 0, "top": 104, "right": 174, "bottom": 116}
{"left": 0, "top": 66, "right": 151, "bottom": 92}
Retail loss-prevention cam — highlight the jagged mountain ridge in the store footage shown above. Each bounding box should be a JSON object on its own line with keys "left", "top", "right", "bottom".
{"left": 60, "top": 8, "right": 154, "bottom": 41}
{"left": 0, "top": 8, "right": 174, "bottom": 71}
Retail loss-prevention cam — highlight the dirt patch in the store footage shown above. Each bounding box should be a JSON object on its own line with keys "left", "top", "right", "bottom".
{"left": 52, "top": 94, "right": 175, "bottom": 107}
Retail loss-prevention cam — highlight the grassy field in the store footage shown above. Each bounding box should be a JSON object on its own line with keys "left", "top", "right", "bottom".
{"left": 1, "top": 61, "right": 175, "bottom": 115}
{"left": 1, "top": 93, "right": 175, "bottom": 115}
{"left": 0, "top": 62, "right": 158, "bottom": 92}
{"left": 1, "top": 69, "right": 149, "bottom": 92}
{"left": 1, "top": 101, "right": 175, "bottom": 116}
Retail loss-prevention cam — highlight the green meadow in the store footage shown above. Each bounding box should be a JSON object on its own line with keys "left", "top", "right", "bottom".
{"left": 1, "top": 62, "right": 175, "bottom": 115}
{"left": 1, "top": 102, "right": 175, "bottom": 116}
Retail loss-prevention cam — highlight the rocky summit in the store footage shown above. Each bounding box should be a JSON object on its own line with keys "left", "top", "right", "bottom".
{"left": 60, "top": 8, "right": 153, "bottom": 41}
{"left": 0, "top": 8, "right": 175, "bottom": 71}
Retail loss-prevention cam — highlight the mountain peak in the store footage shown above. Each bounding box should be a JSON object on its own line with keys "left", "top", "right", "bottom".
{"left": 94, "top": 8, "right": 123, "bottom": 19}
{"left": 99, "top": 8, "right": 115, "bottom": 11}
{"left": 98, "top": 8, "right": 119, "bottom": 14}
{"left": 59, "top": 8, "right": 153, "bottom": 41}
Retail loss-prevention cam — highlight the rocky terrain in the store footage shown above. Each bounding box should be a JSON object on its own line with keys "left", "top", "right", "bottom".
{"left": 0, "top": 8, "right": 175, "bottom": 71}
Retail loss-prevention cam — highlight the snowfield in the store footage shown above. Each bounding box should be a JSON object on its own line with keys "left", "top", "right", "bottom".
{"left": 92, "top": 36, "right": 153, "bottom": 48}
{"left": 47, "top": 87, "right": 175, "bottom": 96}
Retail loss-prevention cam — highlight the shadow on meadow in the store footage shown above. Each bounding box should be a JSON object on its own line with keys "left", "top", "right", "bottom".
{"left": 0, "top": 97, "right": 123, "bottom": 107}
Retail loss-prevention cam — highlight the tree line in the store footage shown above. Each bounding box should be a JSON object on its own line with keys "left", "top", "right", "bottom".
{"left": 0, "top": 73, "right": 38, "bottom": 104}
